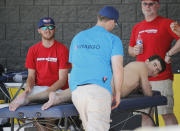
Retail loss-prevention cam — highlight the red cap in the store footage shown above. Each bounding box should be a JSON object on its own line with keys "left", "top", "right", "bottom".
{"left": 141, "top": 0, "right": 159, "bottom": 2}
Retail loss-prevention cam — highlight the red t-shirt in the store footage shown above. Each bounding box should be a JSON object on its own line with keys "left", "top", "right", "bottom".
{"left": 25, "top": 40, "right": 71, "bottom": 89}
{"left": 129, "top": 16, "right": 179, "bottom": 81}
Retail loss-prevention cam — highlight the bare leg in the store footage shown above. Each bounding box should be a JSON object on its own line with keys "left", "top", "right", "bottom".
{"left": 9, "top": 89, "right": 49, "bottom": 111}
{"left": 9, "top": 91, "right": 29, "bottom": 111}
{"left": 162, "top": 113, "right": 178, "bottom": 125}
{"left": 141, "top": 114, "right": 154, "bottom": 127}
{"left": 27, "top": 90, "right": 49, "bottom": 103}
{"left": 41, "top": 88, "right": 71, "bottom": 110}
{"left": 142, "top": 114, "right": 178, "bottom": 126}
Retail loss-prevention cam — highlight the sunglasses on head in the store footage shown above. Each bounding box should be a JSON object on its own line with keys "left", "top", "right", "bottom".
{"left": 142, "top": 2, "right": 156, "bottom": 7}
{"left": 41, "top": 25, "right": 55, "bottom": 30}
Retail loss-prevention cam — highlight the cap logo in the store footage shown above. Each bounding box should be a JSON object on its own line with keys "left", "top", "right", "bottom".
{"left": 43, "top": 19, "right": 51, "bottom": 23}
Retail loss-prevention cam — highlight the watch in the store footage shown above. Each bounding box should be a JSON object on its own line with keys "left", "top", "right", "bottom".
{"left": 166, "top": 52, "right": 171, "bottom": 57}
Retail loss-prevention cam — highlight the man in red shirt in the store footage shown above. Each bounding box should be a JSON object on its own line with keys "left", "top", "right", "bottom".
{"left": 128, "top": 0, "right": 180, "bottom": 126}
{"left": 9, "top": 17, "right": 71, "bottom": 111}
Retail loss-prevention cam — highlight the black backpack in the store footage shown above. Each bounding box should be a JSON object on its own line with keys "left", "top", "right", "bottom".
{"left": 0, "top": 64, "right": 4, "bottom": 76}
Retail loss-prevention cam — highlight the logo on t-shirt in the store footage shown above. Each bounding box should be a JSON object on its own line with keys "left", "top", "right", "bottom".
{"left": 75, "top": 44, "right": 100, "bottom": 50}
{"left": 139, "top": 29, "right": 158, "bottom": 34}
{"left": 37, "top": 57, "right": 57, "bottom": 62}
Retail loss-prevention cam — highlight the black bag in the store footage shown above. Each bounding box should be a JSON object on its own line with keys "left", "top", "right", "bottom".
{"left": 0, "top": 64, "right": 4, "bottom": 76}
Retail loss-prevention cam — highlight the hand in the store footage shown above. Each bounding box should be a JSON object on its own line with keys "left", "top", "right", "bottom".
{"left": 133, "top": 44, "right": 143, "bottom": 56}
{"left": 111, "top": 94, "right": 120, "bottom": 110}
{"left": 170, "top": 21, "right": 177, "bottom": 30}
{"left": 165, "top": 55, "right": 171, "bottom": 64}
{"left": 170, "top": 22, "right": 180, "bottom": 37}
{"left": 24, "top": 87, "right": 32, "bottom": 94}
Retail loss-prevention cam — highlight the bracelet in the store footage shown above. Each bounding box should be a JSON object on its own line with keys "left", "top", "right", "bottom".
{"left": 166, "top": 52, "right": 171, "bottom": 57}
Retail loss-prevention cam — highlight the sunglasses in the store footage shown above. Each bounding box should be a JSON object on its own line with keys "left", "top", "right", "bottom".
{"left": 41, "top": 25, "right": 55, "bottom": 30}
{"left": 142, "top": 2, "right": 156, "bottom": 7}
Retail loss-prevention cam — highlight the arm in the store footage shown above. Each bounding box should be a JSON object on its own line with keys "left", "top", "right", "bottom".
{"left": 24, "top": 68, "right": 36, "bottom": 94}
{"left": 165, "top": 39, "right": 180, "bottom": 63}
{"left": 128, "top": 25, "right": 142, "bottom": 57}
{"left": 128, "top": 46, "right": 136, "bottom": 57}
{"left": 165, "top": 22, "right": 180, "bottom": 63}
{"left": 111, "top": 55, "right": 123, "bottom": 110}
{"left": 140, "top": 68, "right": 152, "bottom": 96}
{"left": 9, "top": 69, "right": 36, "bottom": 111}
{"left": 28, "top": 69, "right": 69, "bottom": 102}
{"left": 111, "top": 77, "right": 115, "bottom": 96}
{"left": 46, "top": 69, "right": 69, "bottom": 92}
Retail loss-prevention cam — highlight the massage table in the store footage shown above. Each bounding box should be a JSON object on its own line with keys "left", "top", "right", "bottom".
{"left": 0, "top": 93, "right": 167, "bottom": 131}
{"left": 0, "top": 72, "right": 167, "bottom": 131}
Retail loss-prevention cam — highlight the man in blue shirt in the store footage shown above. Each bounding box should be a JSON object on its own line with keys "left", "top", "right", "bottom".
{"left": 68, "top": 6, "right": 123, "bottom": 131}
{"left": 43, "top": 6, "right": 124, "bottom": 131}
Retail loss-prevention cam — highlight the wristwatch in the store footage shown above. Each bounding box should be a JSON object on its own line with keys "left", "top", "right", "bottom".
{"left": 166, "top": 52, "right": 171, "bottom": 57}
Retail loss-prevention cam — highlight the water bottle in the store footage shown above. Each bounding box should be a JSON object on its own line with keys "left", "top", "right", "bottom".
{"left": 136, "top": 34, "right": 143, "bottom": 54}
{"left": 4, "top": 67, "right": 7, "bottom": 73}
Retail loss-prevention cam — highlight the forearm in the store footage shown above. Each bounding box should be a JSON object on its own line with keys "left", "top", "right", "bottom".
{"left": 111, "top": 77, "right": 115, "bottom": 96}
{"left": 128, "top": 46, "right": 136, "bottom": 57}
{"left": 143, "top": 89, "right": 152, "bottom": 96}
{"left": 167, "top": 39, "right": 180, "bottom": 56}
{"left": 113, "top": 66, "right": 124, "bottom": 98}
{"left": 142, "top": 86, "right": 152, "bottom": 96}
{"left": 25, "top": 77, "right": 35, "bottom": 93}
{"left": 111, "top": 55, "right": 124, "bottom": 96}
{"left": 28, "top": 90, "right": 49, "bottom": 102}
{"left": 46, "top": 79, "right": 66, "bottom": 92}
{"left": 46, "top": 69, "right": 69, "bottom": 92}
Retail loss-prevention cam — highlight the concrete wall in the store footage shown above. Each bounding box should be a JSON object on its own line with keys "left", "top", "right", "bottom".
{"left": 0, "top": 0, "right": 180, "bottom": 72}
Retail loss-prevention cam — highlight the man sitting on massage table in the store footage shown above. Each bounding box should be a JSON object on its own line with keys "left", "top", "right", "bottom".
{"left": 41, "top": 55, "right": 166, "bottom": 110}
{"left": 8, "top": 17, "right": 71, "bottom": 131}
{"left": 8, "top": 17, "right": 71, "bottom": 111}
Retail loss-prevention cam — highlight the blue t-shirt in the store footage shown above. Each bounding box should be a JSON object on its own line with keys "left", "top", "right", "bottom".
{"left": 69, "top": 26, "right": 124, "bottom": 94}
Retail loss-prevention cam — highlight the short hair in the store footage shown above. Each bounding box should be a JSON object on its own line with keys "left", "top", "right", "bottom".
{"left": 97, "top": 14, "right": 113, "bottom": 22}
{"left": 148, "top": 55, "right": 166, "bottom": 73}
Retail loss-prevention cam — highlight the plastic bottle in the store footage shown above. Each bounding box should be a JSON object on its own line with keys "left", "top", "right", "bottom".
{"left": 4, "top": 67, "right": 7, "bottom": 73}
{"left": 136, "top": 34, "right": 143, "bottom": 54}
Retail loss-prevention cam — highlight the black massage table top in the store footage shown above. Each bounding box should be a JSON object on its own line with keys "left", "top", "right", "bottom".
{"left": 116, "top": 95, "right": 167, "bottom": 112}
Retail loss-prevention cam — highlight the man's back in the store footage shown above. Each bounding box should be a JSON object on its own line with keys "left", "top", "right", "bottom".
{"left": 121, "top": 62, "right": 148, "bottom": 97}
